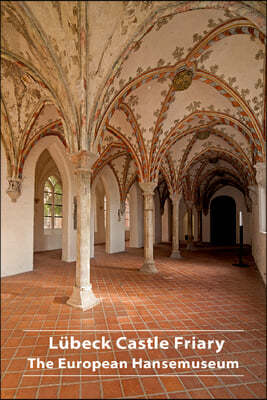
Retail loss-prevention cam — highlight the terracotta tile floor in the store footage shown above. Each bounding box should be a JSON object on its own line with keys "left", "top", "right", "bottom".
{"left": 1, "top": 243, "right": 266, "bottom": 399}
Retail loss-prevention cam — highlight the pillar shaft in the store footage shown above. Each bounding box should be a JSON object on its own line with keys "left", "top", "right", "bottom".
{"left": 186, "top": 200, "right": 194, "bottom": 250}
{"left": 170, "top": 194, "right": 182, "bottom": 258}
{"left": 75, "top": 169, "right": 91, "bottom": 288}
{"left": 197, "top": 209, "right": 202, "bottom": 242}
{"left": 255, "top": 162, "right": 266, "bottom": 233}
{"left": 187, "top": 208, "right": 193, "bottom": 241}
{"left": 67, "top": 151, "right": 100, "bottom": 310}
{"left": 144, "top": 193, "right": 154, "bottom": 261}
{"left": 139, "top": 182, "right": 158, "bottom": 273}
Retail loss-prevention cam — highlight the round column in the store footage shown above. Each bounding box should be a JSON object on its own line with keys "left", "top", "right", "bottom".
{"left": 67, "top": 151, "right": 100, "bottom": 311}
{"left": 196, "top": 206, "right": 203, "bottom": 243}
{"left": 186, "top": 200, "right": 194, "bottom": 250}
{"left": 139, "top": 182, "right": 158, "bottom": 273}
{"left": 170, "top": 193, "right": 182, "bottom": 258}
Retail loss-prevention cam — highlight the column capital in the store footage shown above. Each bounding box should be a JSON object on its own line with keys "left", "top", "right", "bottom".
{"left": 248, "top": 184, "right": 258, "bottom": 203}
{"left": 170, "top": 192, "right": 182, "bottom": 204}
{"left": 195, "top": 204, "right": 202, "bottom": 212}
{"left": 185, "top": 200, "right": 194, "bottom": 210}
{"left": 255, "top": 162, "right": 266, "bottom": 186}
{"left": 139, "top": 182, "right": 157, "bottom": 195}
{"left": 6, "top": 177, "right": 22, "bottom": 202}
{"left": 70, "top": 150, "right": 98, "bottom": 172}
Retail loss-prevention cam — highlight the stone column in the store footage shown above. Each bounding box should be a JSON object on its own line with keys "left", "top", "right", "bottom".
{"left": 139, "top": 182, "right": 158, "bottom": 273}
{"left": 154, "top": 190, "right": 162, "bottom": 244}
{"left": 196, "top": 206, "right": 203, "bottom": 242}
{"left": 186, "top": 200, "right": 194, "bottom": 250}
{"left": 248, "top": 185, "right": 258, "bottom": 244}
{"left": 67, "top": 151, "right": 100, "bottom": 310}
{"left": 129, "top": 182, "right": 144, "bottom": 248}
{"left": 170, "top": 193, "right": 182, "bottom": 258}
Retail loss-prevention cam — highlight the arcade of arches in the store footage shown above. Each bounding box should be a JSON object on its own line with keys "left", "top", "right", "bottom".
{"left": 1, "top": 2, "right": 266, "bottom": 399}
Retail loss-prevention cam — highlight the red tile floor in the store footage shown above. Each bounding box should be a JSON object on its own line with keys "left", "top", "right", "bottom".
{"left": 1, "top": 243, "right": 266, "bottom": 399}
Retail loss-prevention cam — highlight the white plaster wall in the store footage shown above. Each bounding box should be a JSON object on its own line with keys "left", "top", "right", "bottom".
{"left": 193, "top": 207, "right": 198, "bottom": 241}
{"left": 180, "top": 199, "right": 187, "bottom": 240}
{"left": 251, "top": 192, "right": 266, "bottom": 284}
{"left": 1, "top": 136, "right": 77, "bottom": 278}
{"left": 162, "top": 198, "right": 172, "bottom": 242}
{"left": 181, "top": 209, "right": 195, "bottom": 240}
{"left": 1, "top": 148, "right": 34, "bottom": 277}
{"left": 129, "top": 181, "right": 144, "bottom": 248}
{"left": 258, "top": 185, "right": 266, "bottom": 233}
{"left": 94, "top": 183, "right": 106, "bottom": 244}
{"left": 202, "top": 186, "right": 250, "bottom": 244}
{"left": 34, "top": 228, "right": 62, "bottom": 252}
{"left": 90, "top": 190, "right": 95, "bottom": 258}
{"left": 96, "top": 165, "right": 125, "bottom": 253}
{"left": 91, "top": 177, "right": 107, "bottom": 258}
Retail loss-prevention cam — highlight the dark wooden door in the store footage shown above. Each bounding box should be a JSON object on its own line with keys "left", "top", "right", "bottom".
{"left": 210, "top": 196, "right": 236, "bottom": 245}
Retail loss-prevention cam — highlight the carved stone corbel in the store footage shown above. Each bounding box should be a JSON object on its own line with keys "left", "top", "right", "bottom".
{"left": 6, "top": 178, "right": 22, "bottom": 202}
{"left": 255, "top": 162, "right": 266, "bottom": 187}
{"left": 248, "top": 185, "right": 258, "bottom": 206}
{"left": 118, "top": 201, "right": 126, "bottom": 222}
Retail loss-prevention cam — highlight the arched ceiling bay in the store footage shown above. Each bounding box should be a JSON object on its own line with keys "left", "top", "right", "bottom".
{"left": 1, "top": 1, "right": 265, "bottom": 203}
{"left": 94, "top": 2, "right": 265, "bottom": 202}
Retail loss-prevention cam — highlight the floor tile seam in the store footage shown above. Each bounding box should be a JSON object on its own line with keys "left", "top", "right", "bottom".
{"left": 127, "top": 379, "right": 263, "bottom": 395}
{"left": 227, "top": 383, "right": 259, "bottom": 399}
{"left": 12, "top": 350, "right": 44, "bottom": 399}
{"left": 156, "top": 371, "right": 174, "bottom": 397}
{"left": 123, "top": 395, "right": 151, "bottom": 399}
{"left": 3, "top": 377, "right": 266, "bottom": 391}
{"left": 16, "top": 368, "right": 266, "bottom": 386}
{"left": 90, "top": 342, "right": 104, "bottom": 400}
{"left": 135, "top": 370, "right": 154, "bottom": 398}
{"left": 117, "top": 374, "right": 126, "bottom": 398}
{"left": 159, "top": 370, "right": 192, "bottom": 398}
{"left": 187, "top": 382, "right": 215, "bottom": 399}
{"left": 55, "top": 333, "right": 65, "bottom": 399}
{"left": 1, "top": 320, "right": 46, "bottom": 386}
{"left": 36, "top": 302, "right": 63, "bottom": 399}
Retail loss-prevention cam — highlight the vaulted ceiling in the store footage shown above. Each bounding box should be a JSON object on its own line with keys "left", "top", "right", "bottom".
{"left": 1, "top": 1, "right": 266, "bottom": 207}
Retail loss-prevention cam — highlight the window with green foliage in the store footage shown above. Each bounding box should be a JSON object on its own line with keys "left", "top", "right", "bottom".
{"left": 44, "top": 176, "right": 63, "bottom": 229}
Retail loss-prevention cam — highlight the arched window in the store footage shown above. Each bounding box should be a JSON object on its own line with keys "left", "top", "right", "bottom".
{"left": 44, "top": 176, "right": 63, "bottom": 229}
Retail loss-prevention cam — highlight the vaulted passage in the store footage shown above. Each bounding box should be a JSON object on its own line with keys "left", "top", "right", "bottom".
{"left": 1, "top": 2, "right": 266, "bottom": 399}
{"left": 210, "top": 196, "right": 236, "bottom": 245}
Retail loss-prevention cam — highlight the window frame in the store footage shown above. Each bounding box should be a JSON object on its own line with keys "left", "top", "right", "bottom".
{"left": 43, "top": 176, "right": 63, "bottom": 230}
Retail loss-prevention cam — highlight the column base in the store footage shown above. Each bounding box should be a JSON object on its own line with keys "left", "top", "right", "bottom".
{"left": 186, "top": 242, "right": 196, "bottom": 250}
{"left": 140, "top": 261, "right": 158, "bottom": 273}
{"left": 67, "top": 285, "right": 100, "bottom": 311}
{"left": 170, "top": 250, "right": 182, "bottom": 259}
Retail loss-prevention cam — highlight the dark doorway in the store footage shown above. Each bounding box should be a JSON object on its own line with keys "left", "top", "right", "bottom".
{"left": 210, "top": 196, "right": 236, "bottom": 245}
